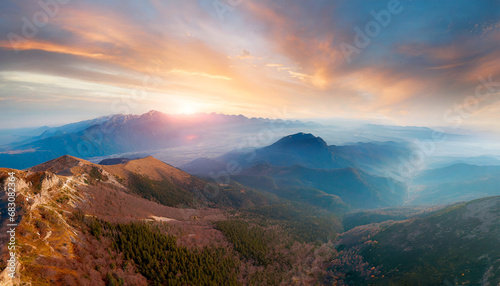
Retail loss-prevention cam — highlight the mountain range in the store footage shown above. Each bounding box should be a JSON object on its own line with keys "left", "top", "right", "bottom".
{"left": 1, "top": 113, "right": 499, "bottom": 285}
{"left": 0, "top": 154, "right": 341, "bottom": 285}
{"left": 0, "top": 111, "right": 317, "bottom": 170}
{"left": 409, "top": 163, "right": 500, "bottom": 205}
{"left": 1, "top": 153, "right": 499, "bottom": 285}
{"left": 1, "top": 111, "right": 477, "bottom": 172}
{"left": 182, "top": 132, "right": 411, "bottom": 209}
{"left": 182, "top": 132, "right": 412, "bottom": 178}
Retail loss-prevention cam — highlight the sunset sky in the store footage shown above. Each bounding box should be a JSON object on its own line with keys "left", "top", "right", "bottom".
{"left": 0, "top": 0, "right": 499, "bottom": 132}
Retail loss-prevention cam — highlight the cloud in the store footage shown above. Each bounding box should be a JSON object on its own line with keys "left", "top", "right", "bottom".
{"left": 288, "top": 71, "right": 310, "bottom": 80}
{"left": 0, "top": 149, "right": 36, "bottom": 155}
{"left": 237, "top": 49, "right": 253, "bottom": 59}
{"left": 0, "top": 0, "right": 499, "bottom": 132}
{"left": 238, "top": 0, "right": 500, "bottom": 120}
{"left": 169, "top": 69, "right": 232, "bottom": 81}
{"left": 266, "top": 63, "right": 283, "bottom": 67}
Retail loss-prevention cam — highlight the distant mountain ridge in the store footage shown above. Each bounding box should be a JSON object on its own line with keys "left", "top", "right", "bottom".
{"left": 247, "top": 132, "right": 340, "bottom": 169}
{"left": 182, "top": 132, "right": 412, "bottom": 177}
{"left": 414, "top": 163, "right": 500, "bottom": 185}
{"left": 236, "top": 163, "right": 406, "bottom": 209}
{"left": 409, "top": 163, "right": 500, "bottom": 205}
{"left": 183, "top": 133, "right": 410, "bottom": 209}
{"left": 0, "top": 111, "right": 317, "bottom": 169}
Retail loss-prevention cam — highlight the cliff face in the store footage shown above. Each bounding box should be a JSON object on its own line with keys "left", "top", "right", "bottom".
{"left": 0, "top": 165, "right": 88, "bottom": 285}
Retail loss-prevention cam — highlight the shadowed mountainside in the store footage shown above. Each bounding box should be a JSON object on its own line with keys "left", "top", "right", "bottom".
{"left": 331, "top": 196, "right": 500, "bottom": 285}
{"left": 183, "top": 133, "right": 409, "bottom": 209}
{"left": 182, "top": 132, "right": 412, "bottom": 177}
{"left": 235, "top": 164, "right": 406, "bottom": 209}
{"left": 410, "top": 163, "right": 500, "bottom": 205}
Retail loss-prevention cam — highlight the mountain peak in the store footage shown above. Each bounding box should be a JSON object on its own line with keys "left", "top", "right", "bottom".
{"left": 141, "top": 110, "right": 166, "bottom": 118}
{"left": 271, "top": 132, "right": 328, "bottom": 149}
{"left": 102, "top": 156, "right": 191, "bottom": 182}
{"left": 27, "top": 155, "right": 94, "bottom": 176}
{"left": 253, "top": 132, "right": 337, "bottom": 169}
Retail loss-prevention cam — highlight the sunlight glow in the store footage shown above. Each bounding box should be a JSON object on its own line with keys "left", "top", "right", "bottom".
{"left": 174, "top": 100, "right": 205, "bottom": 114}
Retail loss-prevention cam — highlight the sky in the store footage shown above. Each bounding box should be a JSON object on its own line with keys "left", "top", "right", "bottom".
{"left": 0, "top": 0, "right": 499, "bottom": 132}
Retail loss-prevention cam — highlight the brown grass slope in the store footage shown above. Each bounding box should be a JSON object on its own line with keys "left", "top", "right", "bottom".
{"left": 102, "top": 156, "right": 192, "bottom": 183}
{"left": 0, "top": 155, "right": 226, "bottom": 285}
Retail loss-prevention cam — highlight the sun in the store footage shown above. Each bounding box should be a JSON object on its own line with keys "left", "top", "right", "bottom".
{"left": 178, "top": 104, "right": 198, "bottom": 114}
{"left": 175, "top": 99, "right": 204, "bottom": 114}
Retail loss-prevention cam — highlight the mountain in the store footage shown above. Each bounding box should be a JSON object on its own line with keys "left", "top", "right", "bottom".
{"left": 254, "top": 133, "right": 339, "bottom": 169}
{"left": 0, "top": 111, "right": 318, "bottom": 170}
{"left": 0, "top": 156, "right": 232, "bottom": 285}
{"left": 353, "top": 124, "right": 466, "bottom": 142}
{"left": 330, "top": 196, "right": 500, "bottom": 285}
{"left": 409, "top": 163, "right": 500, "bottom": 205}
{"left": 0, "top": 126, "right": 50, "bottom": 146}
{"left": 208, "top": 132, "right": 346, "bottom": 170}
{"left": 414, "top": 163, "right": 500, "bottom": 185}
{"left": 19, "top": 115, "right": 116, "bottom": 144}
{"left": 236, "top": 164, "right": 406, "bottom": 209}
{"left": 182, "top": 133, "right": 410, "bottom": 209}
{"left": 0, "top": 155, "right": 344, "bottom": 285}
{"left": 24, "top": 155, "right": 273, "bottom": 210}
{"left": 426, "top": 155, "right": 500, "bottom": 169}
{"left": 1, "top": 154, "right": 498, "bottom": 285}
{"left": 182, "top": 132, "right": 413, "bottom": 177}
{"left": 27, "top": 154, "right": 95, "bottom": 176}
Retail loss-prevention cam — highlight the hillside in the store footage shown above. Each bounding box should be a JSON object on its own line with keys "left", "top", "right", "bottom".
{"left": 410, "top": 163, "right": 500, "bottom": 205}
{"left": 0, "top": 155, "right": 345, "bottom": 285}
{"left": 331, "top": 196, "right": 500, "bottom": 285}
{"left": 183, "top": 133, "right": 409, "bottom": 210}
{"left": 2, "top": 154, "right": 498, "bottom": 285}
{"left": 0, "top": 158, "right": 230, "bottom": 285}
{"left": 102, "top": 156, "right": 192, "bottom": 184}
{"left": 237, "top": 164, "right": 407, "bottom": 209}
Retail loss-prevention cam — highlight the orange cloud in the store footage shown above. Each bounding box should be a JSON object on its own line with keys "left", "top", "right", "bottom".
{"left": 1, "top": 0, "right": 499, "bottom": 131}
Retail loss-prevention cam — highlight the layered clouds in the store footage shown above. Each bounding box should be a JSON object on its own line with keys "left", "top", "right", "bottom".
{"left": 0, "top": 0, "right": 499, "bottom": 131}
